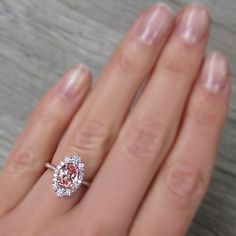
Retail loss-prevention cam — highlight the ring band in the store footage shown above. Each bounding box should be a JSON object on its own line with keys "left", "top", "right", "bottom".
{"left": 45, "top": 154, "right": 90, "bottom": 197}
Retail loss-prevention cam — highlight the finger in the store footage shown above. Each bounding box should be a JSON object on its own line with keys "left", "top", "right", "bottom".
{"left": 67, "top": 4, "right": 211, "bottom": 234}
{"left": 9, "top": 3, "right": 174, "bottom": 228}
{"left": 0, "top": 64, "right": 91, "bottom": 217}
{"left": 130, "top": 52, "right": 231, "bottom": 236}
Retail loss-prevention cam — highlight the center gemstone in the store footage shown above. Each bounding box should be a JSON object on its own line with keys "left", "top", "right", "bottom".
{"left": 58, "top": 163, "right": 80, "bottom": 188}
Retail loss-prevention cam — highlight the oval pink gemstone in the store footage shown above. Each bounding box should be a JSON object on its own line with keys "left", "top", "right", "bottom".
{"left": 58, "top": 163, "right": 80, "bottom": 188}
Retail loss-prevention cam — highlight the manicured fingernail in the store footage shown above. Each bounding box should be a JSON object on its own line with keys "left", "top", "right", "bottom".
{"left": 201, "top": 52, "right": 229, "bottom": 93}
{"left": 136, "top": 3, "right": 173, "bottom": 45}
{"left": 57, "top": 64, "right": 90, "bottom": 99}
{"left": 177, "top": 4, "right": 209, "bottom": 44}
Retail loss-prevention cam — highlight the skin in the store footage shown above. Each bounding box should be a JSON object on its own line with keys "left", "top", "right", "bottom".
{"left": 0, "top": 3, "right": 231, "bottom": 236}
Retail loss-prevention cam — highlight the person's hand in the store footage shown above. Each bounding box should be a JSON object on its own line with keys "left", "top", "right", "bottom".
{"left": 0, "top": 3, "right": 231, "bottom": 236}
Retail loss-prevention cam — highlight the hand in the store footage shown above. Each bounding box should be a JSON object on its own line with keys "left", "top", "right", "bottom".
{"left": 0, "top": 3, "right": 231, "bottom": 236}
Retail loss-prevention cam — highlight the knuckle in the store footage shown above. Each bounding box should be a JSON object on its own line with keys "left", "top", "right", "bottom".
{"left": 8, "top": 149, "right": 41, "bottom": 173}
{"left": 165, "top": 162, "right": 205, "bottom": 205}
{"left": 124, "top": 120, "right": 166, "bottom": 162}
{"left": 73, "top": 119, "right": 112, "bottom": 155}
{"left": 187, "top": 92, "right": 220, "bottom": 125}
{"left": 114, "top": 43, "right": 141, "bottom": 74}
{"left": 34, "top": 99, "right": 61, "bottom": 127}
{"left": 161, "top": 55, "right": 189, "bottom": 77}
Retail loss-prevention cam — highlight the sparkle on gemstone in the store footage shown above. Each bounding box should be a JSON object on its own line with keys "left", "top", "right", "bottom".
{"left": 57, "top": 163, "right": 80, "bottom": 189}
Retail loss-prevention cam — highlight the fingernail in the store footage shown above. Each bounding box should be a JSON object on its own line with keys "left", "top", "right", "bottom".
{"left": 57, "top": 64, "right": 90, "bottom": 99}
{"left": 136, "top": 3, "right": 173, "bottom": 45}
{"left": 177, "top": 4, "right": 209, "bottom": 44}
{"left": 201, "top": 52, "right": 229, "bottom": 93}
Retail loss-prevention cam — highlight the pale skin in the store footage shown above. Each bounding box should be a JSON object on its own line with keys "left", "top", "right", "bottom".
{"left": 0, "top": 2, "right": 231, "bottom": 236}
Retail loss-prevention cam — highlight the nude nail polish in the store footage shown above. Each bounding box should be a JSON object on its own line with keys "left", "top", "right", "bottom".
{"left": 177, "top": 4, "right": 209, "bottom": 44}
{"left": 136, "top": 3, "right": 173, "bottom": 45}
{"left": 57, "top": 64, "right": 90, "bottom": 99}
{"left": 201, "top": 52, "right": 229, "bottom": 93}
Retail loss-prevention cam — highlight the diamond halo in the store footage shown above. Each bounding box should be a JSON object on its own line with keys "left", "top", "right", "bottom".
{"left": 47, "top": 154, "right": 87, "bottom": 197}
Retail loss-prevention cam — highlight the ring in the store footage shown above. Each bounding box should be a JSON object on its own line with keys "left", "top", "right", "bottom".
{"left": 45, "top": 154, "right": 90, "bottom": 197}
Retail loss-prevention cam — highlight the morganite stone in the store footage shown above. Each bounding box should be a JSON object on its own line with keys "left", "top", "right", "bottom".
{"left": 58, "top": 163, "right": 80, "bottom": 188}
